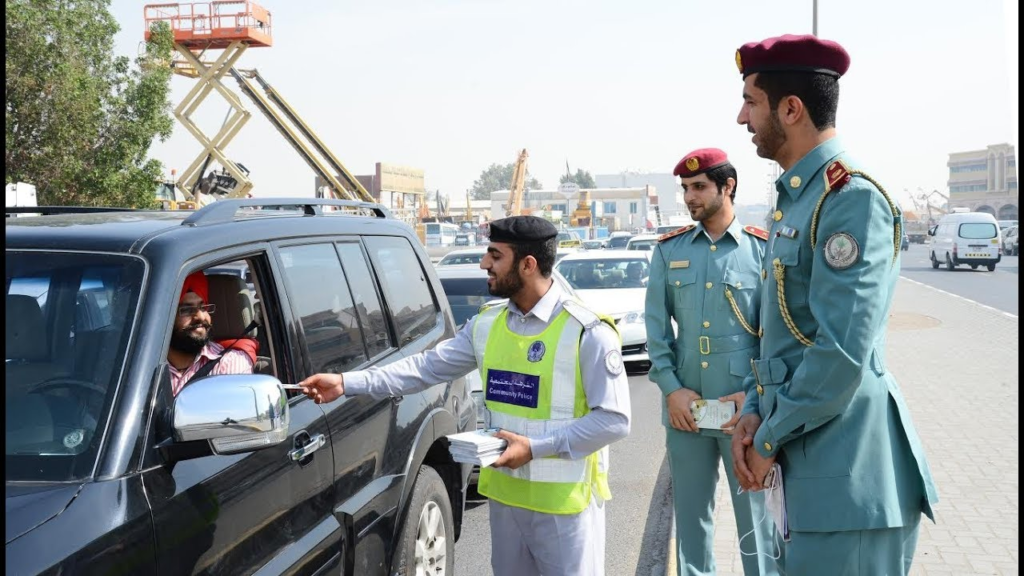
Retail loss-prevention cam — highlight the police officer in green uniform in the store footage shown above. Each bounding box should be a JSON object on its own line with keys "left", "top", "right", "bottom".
{"left": 645, "top": 148, "right": 778, "bottom": 576}
{"left": 729, "top": 34, "right": 939, "bottom": 575}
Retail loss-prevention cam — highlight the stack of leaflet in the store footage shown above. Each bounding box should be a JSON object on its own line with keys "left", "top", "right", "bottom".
{"left": 446, "top": 429, "right": 507, "bottom": 467}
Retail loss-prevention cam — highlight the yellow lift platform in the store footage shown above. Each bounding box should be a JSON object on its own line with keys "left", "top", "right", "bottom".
{"left": 143, "top": 2, "right": 373, "bottom": 203}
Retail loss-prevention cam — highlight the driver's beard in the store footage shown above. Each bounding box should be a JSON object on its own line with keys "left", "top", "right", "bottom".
{"left": 170, "top": 324, "right": 210, "bottom": 355}
{"left": 489, "top": 267, "right": 524, "bottom": 298}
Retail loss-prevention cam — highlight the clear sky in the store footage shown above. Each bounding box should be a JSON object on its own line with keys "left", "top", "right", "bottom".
{"left": 112, "top": 0, "right": 1017, "bottom": 208}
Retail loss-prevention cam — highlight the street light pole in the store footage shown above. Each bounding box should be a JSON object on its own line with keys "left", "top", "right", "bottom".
{"left": 812, "top": 0, "right": 818, "bottom": 35}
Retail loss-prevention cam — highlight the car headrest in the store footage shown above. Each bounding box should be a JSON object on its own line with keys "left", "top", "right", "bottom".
{"left": 6, "top": 294, "right": 47, "bottom": 360}
{"left": 205, "top": 275, "right": 255, "bottom": 342}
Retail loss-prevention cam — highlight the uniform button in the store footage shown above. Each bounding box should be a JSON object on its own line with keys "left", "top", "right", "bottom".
{"left": 761, "top": 269, "right": 767, "bottom": 280}
{"left": 757, "top": 385, "right": 764, "bottom": 395}
{"left": 789, "top": 176, "right": 802, "bottom": 188}
{"left": 705, "top": 282, "right": 713, "bottom": 289}
{"left": 773, "top": 210, "right": 783, "bottom": 222}
{"left": 710, "top": 245, "right": 718, "bottom": 252}
{"left": 736, "top": 282, "right": 742, "bottom": 288}
{"left": 764, "top": 442, "right": 772, "bottom": 451}
{"left": 702, "top": 321, "right": 710, "bottom": 328}
{"left": 701, "top": 361, "right": 709, "bottom": 369}
{"left": 675, "top": 280, "right": 681, "bottom": 286}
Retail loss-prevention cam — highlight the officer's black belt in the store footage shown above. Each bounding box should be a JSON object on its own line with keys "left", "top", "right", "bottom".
{"left": 698, "top": 333, "right": 759, "bottom": 356}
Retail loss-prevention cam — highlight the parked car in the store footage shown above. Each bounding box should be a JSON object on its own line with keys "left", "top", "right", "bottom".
{"left": 5, "top": 199, "right": 475, "bottom": 575}
{"left": 555, "top": 250, "right": 653, "bottom": 372}
{"left": 582, "top": 239, "right": 606, "bottom": 250}
{"left": 556, "top": 229, "right": 583, "bottom": 249}
{"left": 626, "top": 234, "right": 660, "bottom": 251}
{"left": 928, "top": 211, "right": 1002, "bottom": 271}
{"left": 1002, "top": 225, "right": 1019, "bottom": 256}
{"left": 453, "top": 232, "right": 476, "bottom": 246}
{"left": 604, "top": 232, "right": 632, "bottom": 249}
{"left": 437, "top": 246, "right": 487, "bottom": 266}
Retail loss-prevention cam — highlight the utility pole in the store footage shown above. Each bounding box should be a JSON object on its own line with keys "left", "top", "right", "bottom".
{"left": 812, "top": 0, "right": 818, "bottom": 35}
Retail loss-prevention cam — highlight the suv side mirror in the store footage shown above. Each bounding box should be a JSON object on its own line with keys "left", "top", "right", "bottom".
{"left": 928, "top": 226, "right": 937, "bottom": 236}
{"left": 174, "top": 374, "right": 290, "bottom": 455}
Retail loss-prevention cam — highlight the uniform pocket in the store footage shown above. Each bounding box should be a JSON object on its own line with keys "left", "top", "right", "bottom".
{"left": 667, "top": 269, "right": 698, "bottom": 310}
{"left": 768, "top": 240, "right": 807, "bottom": 305}
{"left": 719, "top": 269, "right": 759, "bottom": 313}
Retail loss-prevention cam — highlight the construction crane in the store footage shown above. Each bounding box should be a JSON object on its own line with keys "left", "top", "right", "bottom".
{"left": 143, "top": 2, "right": 374, "bottom": 204}
{"left": 505, "top": 149, "right": 529, "bottom": 217}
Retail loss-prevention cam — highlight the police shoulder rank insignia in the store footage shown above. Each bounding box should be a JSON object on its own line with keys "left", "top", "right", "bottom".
{"left": 658, "top": 224, "right": 696, "bottom": 243}
{"left": 823, "top": 232, "right": 860, "bottom": 269}
{"left": 742, "top": 225, "right": 769, "bottom": 241}
{"left": 605, "top": 349, "right": 624, "bottom": 376}
{"left": 824, "top": 159, "right": 853, "bottom": 193}
{"left": 527, "top": 340, "right": 546, "bottom": 362}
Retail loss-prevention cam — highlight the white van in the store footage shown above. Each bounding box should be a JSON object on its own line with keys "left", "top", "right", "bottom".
{"left": 927, "top": 211, "right": 1002, "bottom": 271}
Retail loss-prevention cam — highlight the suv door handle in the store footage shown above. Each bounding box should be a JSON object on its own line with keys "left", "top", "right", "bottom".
{"left": 289, "top": 433, "right": 326, "bottom": 462}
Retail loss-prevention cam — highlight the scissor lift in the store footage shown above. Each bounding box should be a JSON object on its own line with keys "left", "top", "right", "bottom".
{"left": 144, "top": 2, "right": 374, "bottom": 203}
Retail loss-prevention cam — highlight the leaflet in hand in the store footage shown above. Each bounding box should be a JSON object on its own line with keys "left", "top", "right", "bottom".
{"left": 446, "top": 429, "right": 508, "bottom": 467}
{"left": 690, "top": 399, "right": 736, "bottom": 429}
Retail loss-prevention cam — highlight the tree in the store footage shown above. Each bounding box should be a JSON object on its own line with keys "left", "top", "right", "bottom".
{"left": 470, "top": 163, "right": 543, "bottom": 200}
{"left": 6, "top": 1, "right": 175, "bottom": 208}
{"left": 559, "top": 169, "right": 596, "bottom": 189}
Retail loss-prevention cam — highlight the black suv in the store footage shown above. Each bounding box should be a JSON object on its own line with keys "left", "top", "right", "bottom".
{"left": 6, "top": 199, "right": 475, "bottom": 575}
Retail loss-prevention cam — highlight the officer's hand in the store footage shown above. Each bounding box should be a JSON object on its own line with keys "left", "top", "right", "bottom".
{"left": 491, "top": 429, "right": 533, "bottom": 470}
{"left": 718, "top": 391, "right": 747, "bottom": 434}
{"left": 731, "top": 414, "right": 761, "bottom": 489}
{"left": 744, "top": 448, "right": 776, "bottom": 492}
{"left": 299, "top": 373, "right": 344, "bottom": 404}
{"left": 666, "top": 388, "right": 701, "bottom": 433}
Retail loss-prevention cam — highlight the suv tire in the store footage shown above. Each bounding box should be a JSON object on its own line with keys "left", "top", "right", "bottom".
{"left": 930, "top": 252, "right": 940, "bottom": 269}
{"left": 945, "top": 253, "right": 955, "bottom": 271}
{"left": 392, "top": 465, "right": 454, "bottom": 576}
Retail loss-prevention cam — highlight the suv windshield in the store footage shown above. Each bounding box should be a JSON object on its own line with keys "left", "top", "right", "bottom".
{"left": 6, "top": 251, "right": 145, "bottom": 482}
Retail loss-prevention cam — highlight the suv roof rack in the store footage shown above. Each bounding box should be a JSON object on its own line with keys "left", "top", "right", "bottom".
{"left": 181, "top": 198, "right": 392, "bottom": 227}
{"left": 5, "top": 206, "right": 139, "bottom": 215}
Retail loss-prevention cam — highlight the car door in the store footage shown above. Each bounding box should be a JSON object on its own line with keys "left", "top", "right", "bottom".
{"left": 143, "top": 252, "right": 339, "bottom": 576}
{"left": 272, "top": 240, "right": 396, "bottom": 575}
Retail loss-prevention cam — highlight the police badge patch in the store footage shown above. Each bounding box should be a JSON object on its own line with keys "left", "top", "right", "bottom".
{"left": 527, "top": 340, "right": 546, "bottom": 362}
{"left": 605, "top": 350, "right": 624, "bottom": 376}
{"left": 824, "top": 232, "right": 860, "bottom": 269}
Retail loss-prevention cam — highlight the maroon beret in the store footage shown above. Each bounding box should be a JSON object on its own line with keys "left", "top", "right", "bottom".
{"left": 673, "top": 148, "right": 730, "bottom": 178}
{"left": 736, "top": 34, "right": 850, "bottom": 78}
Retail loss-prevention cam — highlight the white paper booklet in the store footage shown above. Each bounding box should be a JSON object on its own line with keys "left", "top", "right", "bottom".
{"left": 446, "top": 429, "right": 508, "bottom": 467}
{"left": 690, "top": 399, "right": 736, "bottom": 429}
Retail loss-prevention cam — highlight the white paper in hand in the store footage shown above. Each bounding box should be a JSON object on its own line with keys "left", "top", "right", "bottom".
{"left": 446, "top": 429, "right": 508, "bottom": 467}
{"left": 690, "top": 399, "right": 736, "bottom": 429}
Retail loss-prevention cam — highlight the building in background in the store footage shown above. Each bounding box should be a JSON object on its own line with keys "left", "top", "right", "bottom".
{"left": 947, "top": 143, "right": 1018, "bottom": 219}
{"left": 490, "top": 187, "right": 656, "bottom": 233}
{"left": 316, "top": 162, "right": 426, "bottom": 221}
{"left": 596, "top": 172, "right": 684, "bottom": 226}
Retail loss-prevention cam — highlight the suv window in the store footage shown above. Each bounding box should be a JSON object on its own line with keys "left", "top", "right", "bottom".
{"left": 279, "top": 244, "right": 368, "bottom": 373}
{"left": 364, "top": 236, "right": 439, "bottom": 346}
{"left": 336, "top": 242, "right": 392, "bottom": 358}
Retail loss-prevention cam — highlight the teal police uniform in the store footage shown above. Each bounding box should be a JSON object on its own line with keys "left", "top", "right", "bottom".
{"left": 734, "top": 34, "right": 939, "bottom": 576}
{"left": 646, "top": 210, "right": 778, "bottom": 576}
{"left": 741, "top": 140, "right": 939, "bottom": 573}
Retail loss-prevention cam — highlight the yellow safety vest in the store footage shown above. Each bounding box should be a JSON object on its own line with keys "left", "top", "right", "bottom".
{"left": 471, "top": 301, "right": 614, "bottom": 515}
